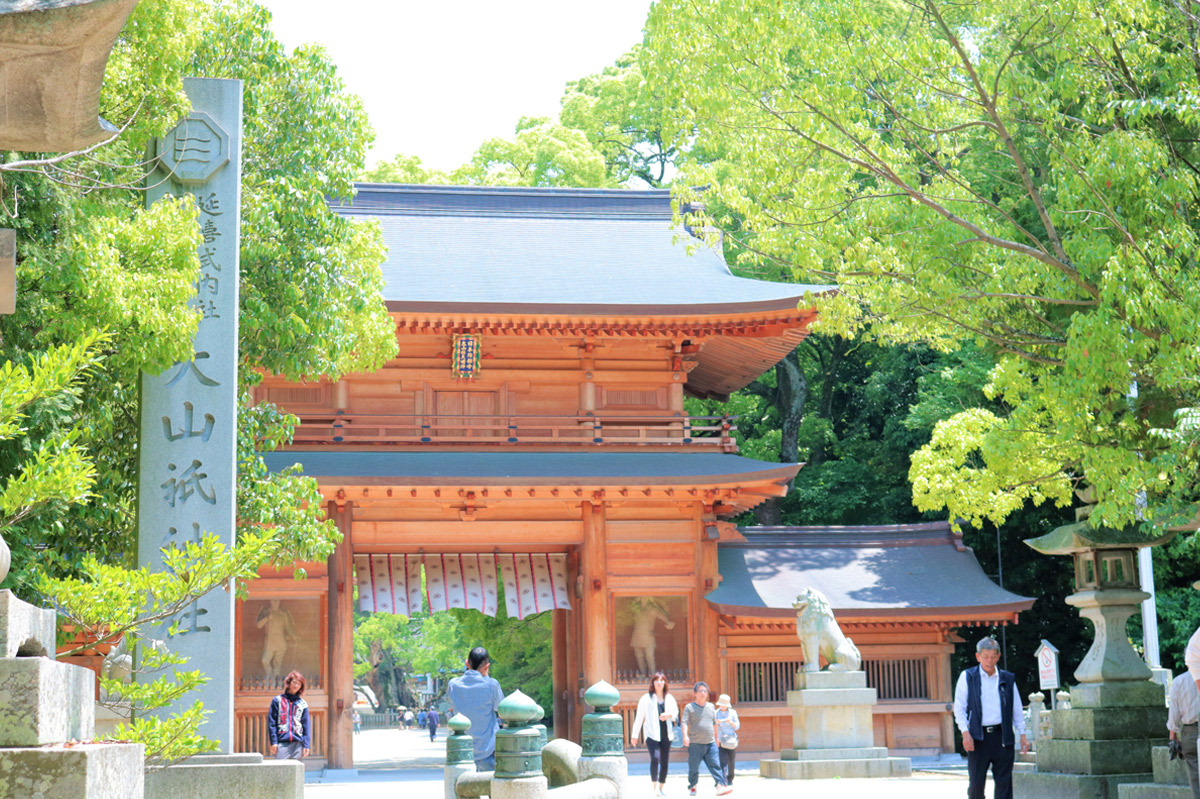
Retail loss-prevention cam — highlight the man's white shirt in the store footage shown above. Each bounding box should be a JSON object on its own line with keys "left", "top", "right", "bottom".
{"left": 953, "top": 667, "right": 1026, "bottom": 736}
{"left": 1168, "top": 671, "right": 1200, "bottom": 733}
{"left": 1186, "top": 626, "right": 1200, "bottom": 685}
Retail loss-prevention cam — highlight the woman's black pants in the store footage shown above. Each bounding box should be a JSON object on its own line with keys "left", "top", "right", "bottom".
{"left": 647, "top": 738, "right": 671, "bottom": 783}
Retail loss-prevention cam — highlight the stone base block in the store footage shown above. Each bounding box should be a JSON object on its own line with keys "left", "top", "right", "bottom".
{"left": 1013, "top": 770, "right": 1153, "bottom": 799}
{"left": 1118, "top": 785, "right": 1193, "bottom": 799}
{"left": 793, "top": 671, "right": 867, "bottom": 690}
{"left": 1071, "top": 682, "right": 1167, "bottom": 709}
{"left": 1038, "top": 737, "right": 1166, "bottom": 775}
{"left": 1150, "top": 745, "right": 1192, "bottom": 785}
{"left": 790, "top": 700, "right": 875, "bottom": 750}
{"left": 0, "top": 590, "right": 56, "bottom": 658}
{"left": 1052, "top": 706, "right": 1167, "bottom": 741}
{"left": 0, "top": 741, "right": 144, "bottom": 799}
{"left": 144, "top": 754, "right": 303, "bottom": 799}
{"left": 786, "top": 687, "right": 877, "bottom": 707}
{"left": 490, "top": 775, "right": 548, "bottom": 799}
{"left": 0, "top": 656, "right": 94, "bottom": 745}
{"left": 760, "top": 755, "right": 911, "bottom": 780}
{"left": 781, "top": 746, "right": 887, "bottom": 761}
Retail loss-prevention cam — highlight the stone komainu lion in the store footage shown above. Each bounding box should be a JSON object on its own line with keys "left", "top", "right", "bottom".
{"left": 794, "top": 587, "right": 862, "bottom": 672}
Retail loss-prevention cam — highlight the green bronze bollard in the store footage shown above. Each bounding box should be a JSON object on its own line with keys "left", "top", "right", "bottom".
{"left": 581, "top": 681, "right": 624, "bottom": 757}
{"left": 495, "top": 690, "right": 544, "bottom": 778}
{"left": 446, "top": 713, "right": 475, "bottom": 766}
{"left": 445, "top": 713, "right": 477, "bottom": 799}
{"left": 531, "top": 702, "right": 547, "bottom": 752}
{"left": 492, "top": 690, "right": 549, "bottom": 799}
{"left": 580, "top": 681, "right": 628, "bottom": 799}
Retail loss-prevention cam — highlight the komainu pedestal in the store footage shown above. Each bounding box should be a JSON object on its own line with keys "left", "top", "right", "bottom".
{"left": 760, "top": 671, "right": 911, "bottom": 779}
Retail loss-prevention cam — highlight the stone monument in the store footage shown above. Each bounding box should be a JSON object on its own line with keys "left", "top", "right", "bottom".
{"left": 1014, "top": 519, "right": 1173, "bottom": 798}
{"left": 137, "top": 76, "right": 242, "bottom": 751}
{"left": 760, "top": 587, "right": 910, "bottom": 779}
{"left": 0, "top": 589, "right": 144, "bottom": 798}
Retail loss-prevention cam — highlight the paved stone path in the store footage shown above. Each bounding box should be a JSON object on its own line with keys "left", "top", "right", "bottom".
{"left": 304, "top": 729, "right": 989, "bottom": 799}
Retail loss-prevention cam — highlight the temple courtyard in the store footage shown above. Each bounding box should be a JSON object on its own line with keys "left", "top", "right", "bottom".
{"left": 303, "top": 728, "right": 983, "bottom": 799}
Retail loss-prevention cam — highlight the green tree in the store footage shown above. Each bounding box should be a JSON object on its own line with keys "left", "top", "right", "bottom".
{"left": 454, "top": 116, "right": 612, "bottom": 188}
{"left": 560, "top": 46, "right": 675, "bottom": 188}
{"left": 645, "top": 0, "right": 1200, "bottom": 534}
{"left": 0, "top": 0, "right": 395, "bottom": 762}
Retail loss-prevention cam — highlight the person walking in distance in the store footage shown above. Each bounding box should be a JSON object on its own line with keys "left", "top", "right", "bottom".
{"left": 953, "top": 638, "right": 1028, "bottom": 799}
{"left": 267, "top": 671, "right": 310, "bottom": 760}
{"left": 426, "top": 706, "right": 440, "bottom": 741}
{"left": 714, "top": 694, "right": 740, "bottom": 786}
{"left": 1169, "top": 669, "right": 1200, "bottom": 799}
{"left": 630, "top": 671, "right": 679, "bottom": 796}
{"left": 681, "top": 681, "right": 731, "bottom": 796}
{"left": 448, "top": 646, "right": 506, "bottom": 770}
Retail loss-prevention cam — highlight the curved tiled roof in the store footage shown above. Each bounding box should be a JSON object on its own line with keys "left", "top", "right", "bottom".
{"left": 707, "top": 522, "right": 1033, "bottom": 623}
{"left": 335, "top": 184, "right": 832, "bottom": 313}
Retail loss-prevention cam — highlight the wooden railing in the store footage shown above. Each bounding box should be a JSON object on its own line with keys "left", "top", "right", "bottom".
{"left": 236, "top": 708, "right": 326, "bottom": 759}
{"left": 291, "top": 413, "right": 738, "bottom": 451}
{"left": 732, "top": 658, "right": 932, "bottom": 704}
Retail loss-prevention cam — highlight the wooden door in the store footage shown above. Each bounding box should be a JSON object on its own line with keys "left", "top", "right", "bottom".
{"left": 433, "top": 390, "right": 500, "bottom": 439}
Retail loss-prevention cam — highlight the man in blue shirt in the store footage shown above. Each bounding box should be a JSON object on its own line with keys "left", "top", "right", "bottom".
{"left": 448, "top": 646, "right": 505, "bottom": 770}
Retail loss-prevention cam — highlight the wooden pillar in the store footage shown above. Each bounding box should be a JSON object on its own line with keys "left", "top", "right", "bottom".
{"left": 326, "top": 500, "right": 354, "bottom": 769}
{"left": 552, "top": 608, "right": 568, "bottom": 741}
{"left": 695, "top": 510, "right": 721, "bottom": 694}
{"left": 581, "top": 501, "right": 611, "bottom": 687}
{"left": 565, "top": 548, "right": 583, "bottom": 742}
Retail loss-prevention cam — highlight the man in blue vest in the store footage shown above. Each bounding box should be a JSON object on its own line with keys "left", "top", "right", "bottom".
{"left": 952, "top": 637, "right": 1028, "bottom": 799}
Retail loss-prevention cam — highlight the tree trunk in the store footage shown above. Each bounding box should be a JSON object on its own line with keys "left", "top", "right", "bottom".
{"left": 754, "top": 348, "right": 808, "bottom": 525}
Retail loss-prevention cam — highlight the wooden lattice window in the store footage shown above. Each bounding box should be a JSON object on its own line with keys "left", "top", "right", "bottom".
{"left": 597, "top": 386, "right": 667, "bottom": 410}
{"left": 733, "top": 660, "right": 802, "bottom": 703}
{"left": 864, "top": 658, "right": 930, "bottom": 700}
{"left": 260, "top": 385, "right": 329, "bottom": 409}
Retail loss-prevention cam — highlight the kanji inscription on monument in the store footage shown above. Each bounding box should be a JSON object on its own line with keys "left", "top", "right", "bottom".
{"left": 137, "top": 78, "right": 242, "bottom": 752}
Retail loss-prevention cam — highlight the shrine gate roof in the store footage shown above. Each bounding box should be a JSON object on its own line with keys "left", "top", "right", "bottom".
{"left": 335, "top": 184, "right": 832, "bottom": 313}
{"left": 262, "top": 450, "right": 796, "bottom": 483}
{"left": 260, "top": 451, "right": 799, "bottom": 516}
{"left": 706, "top": 521, "right": 1033, "bottom": 625}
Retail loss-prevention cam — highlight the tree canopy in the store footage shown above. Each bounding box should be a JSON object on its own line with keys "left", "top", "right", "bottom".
{"left": 644, "top": 0, "right": 1200, "bottom": 534}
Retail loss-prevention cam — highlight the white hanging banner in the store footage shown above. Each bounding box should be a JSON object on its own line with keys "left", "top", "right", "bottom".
{"left": 425, "top": 554, "right": 450, "bottom": 613}
{"left": 354, "top": 554, "right": 374, "bottom": 612}
{"left": 355, "top": 554, "right": 423, "bottom": 615}
{"left": 499, "top": 554, "right": 572, "bottom": 620}
{"left": 461, "top": 554, "right": 499, "bottom": 615}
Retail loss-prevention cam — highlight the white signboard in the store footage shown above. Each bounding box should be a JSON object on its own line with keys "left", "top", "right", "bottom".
{"left": 1036, "top": 639, "right": 1060, "bottom": 692}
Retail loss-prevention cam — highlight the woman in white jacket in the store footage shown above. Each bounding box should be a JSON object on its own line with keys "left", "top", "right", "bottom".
{"left": 630, "top": 671, "right": 679, "bottom": 796}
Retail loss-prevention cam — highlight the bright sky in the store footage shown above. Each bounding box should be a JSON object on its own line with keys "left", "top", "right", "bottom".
{"left": 256, "top": 0, "right": 654, "bottom": 172}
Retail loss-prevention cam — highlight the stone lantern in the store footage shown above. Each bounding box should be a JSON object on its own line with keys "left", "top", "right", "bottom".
{"left": 1026, "top": 520, "right": 1174, "bottom": 689}
{"left": 1015, "top": 520, "right": 1174, "bottom": 796}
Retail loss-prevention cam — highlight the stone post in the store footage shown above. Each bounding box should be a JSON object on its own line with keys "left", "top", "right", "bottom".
{"left": 492, "top": 690, "right": 548, "bottom": 799}
{"left": 445, "top": 713, "right": 475, "bottom": 799}
{"left": 1028, "top": 692, "right": 1045, "bottom": 750}
{"left": 137, "top": 77, "right": 242, "bottom": 751}
{"left": 578, "top": 681, "right": 627, "bottom": 799}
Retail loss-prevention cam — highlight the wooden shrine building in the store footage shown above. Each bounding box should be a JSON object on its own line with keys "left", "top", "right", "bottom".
{"left": 235, "top": 185, "right": 1031, "bottom": 768}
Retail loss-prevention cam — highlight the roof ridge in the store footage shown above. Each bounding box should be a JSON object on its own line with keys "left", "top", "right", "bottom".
{"left": 336, "top": 182, "right": 679, "bottom": 221}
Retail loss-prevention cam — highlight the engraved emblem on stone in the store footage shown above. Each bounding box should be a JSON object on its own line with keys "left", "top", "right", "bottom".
{"left": 157, "top": 112, "right": 230, "bottom": 185}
